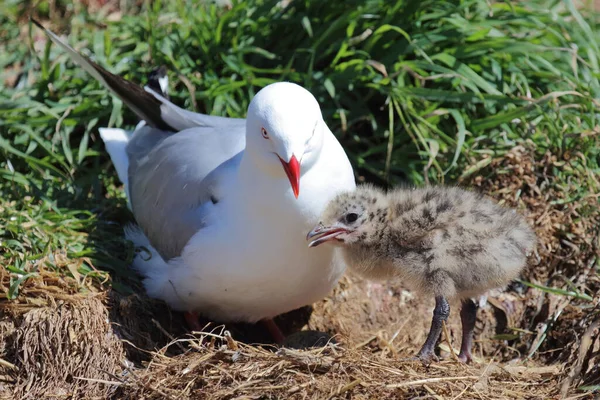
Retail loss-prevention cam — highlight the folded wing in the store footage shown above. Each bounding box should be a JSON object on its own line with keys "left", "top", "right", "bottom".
{"left": 33, "top": 18, "right": 248, "bottom": 259}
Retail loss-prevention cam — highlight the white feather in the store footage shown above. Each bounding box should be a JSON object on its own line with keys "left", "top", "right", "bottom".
{"left": 98, "top": 127, "right": 132, "bottom": 208}
{"left": 124, "top": 224, "right": 168, "bottom": 279}
{"left": 34, "top": 19, "right": 357, "bottom": 325}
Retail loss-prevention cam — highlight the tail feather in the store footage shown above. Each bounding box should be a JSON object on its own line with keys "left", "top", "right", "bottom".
{"left": 124, "top": 224, "right": 176, "bottom": 298}
{"left": 98, "top": 127, "right": 132, "bottom": 207}
{"left": 124, "top": 224, "right": 191, "bottom": 312}
{"left": 124, "top": 224, "right": 167, "bottom": 275}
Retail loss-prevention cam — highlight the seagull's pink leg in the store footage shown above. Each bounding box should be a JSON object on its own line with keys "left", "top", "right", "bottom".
{"left": 261, "top": 318, "right": 285, "bottom": 344}
{"left": 184, "top": 311, "right": 203, "bottom": 331}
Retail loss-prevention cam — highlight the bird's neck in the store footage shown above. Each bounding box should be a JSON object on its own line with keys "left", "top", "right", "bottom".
{"left": 232, "top": 155, "right": 318, "bottom": 225}
{"left": 343, "top": 228, "right": 397, "bottom": 280}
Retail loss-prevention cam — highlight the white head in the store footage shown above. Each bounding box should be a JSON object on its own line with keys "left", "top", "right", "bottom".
{"left": 245, "top": 82, "right": 326, "bottom": 198}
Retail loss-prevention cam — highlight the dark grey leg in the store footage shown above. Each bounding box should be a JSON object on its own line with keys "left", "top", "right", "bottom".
{"left": 458, "top": 299, "right": 478, "bottom": 363}
{"left": 416, "top": 296, "right": 450, "bottom": 362}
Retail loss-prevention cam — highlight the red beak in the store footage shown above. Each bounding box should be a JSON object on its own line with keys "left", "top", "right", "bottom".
{"left": 278, "top": 154, "right": 301, "bottom": 198}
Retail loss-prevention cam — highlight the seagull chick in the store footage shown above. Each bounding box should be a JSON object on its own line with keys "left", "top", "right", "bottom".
{"left": 307, "top": 184, "right": 536, "bottom": 363}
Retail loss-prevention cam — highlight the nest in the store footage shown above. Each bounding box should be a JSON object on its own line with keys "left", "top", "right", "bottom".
{"left": 0, "top": 273, "right": 567, "bottom": 399}
{"left": 1, "top": 144, "right": 598, "bottom": 399}
{"left": 111, "top": 330, "right": 562, "bottom": 399}
{"left": 467, "top": 143, "right": 600, "bottom": 393}
{"left": 1, "top": 297, "right": 123, "bottom": 398}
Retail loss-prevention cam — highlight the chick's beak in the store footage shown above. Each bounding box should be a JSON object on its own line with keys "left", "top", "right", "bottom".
{"left": 278, "top": 154, "right": 300, "bottom": 198}
{"left": 306, "top": 223, "right": 348, "bottom": 247}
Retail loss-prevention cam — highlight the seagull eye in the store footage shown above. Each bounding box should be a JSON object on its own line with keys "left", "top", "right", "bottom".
{"left": 261, "top": 127, "right": 269, "bottom": 139}
{"left": 345, "top": 213, "right": 358, "bottom": 224}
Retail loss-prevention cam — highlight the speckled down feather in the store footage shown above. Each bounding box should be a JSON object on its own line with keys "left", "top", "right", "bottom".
{"left": 313, "top": 184, "right": 536, "bottom": 300}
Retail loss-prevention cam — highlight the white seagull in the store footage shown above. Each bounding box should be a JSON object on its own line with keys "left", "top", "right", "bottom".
{"left": 33, "top": 20, "right": 356, "bottom": 342}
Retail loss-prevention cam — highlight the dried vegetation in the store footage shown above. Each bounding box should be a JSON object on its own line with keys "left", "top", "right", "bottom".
{"left": 1, "top": 146, "right": 598, "bottom": 399}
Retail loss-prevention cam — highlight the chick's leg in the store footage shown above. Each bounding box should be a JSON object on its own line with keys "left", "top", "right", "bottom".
{"left": 416, "top": 295, "right": 450, "bottom": 362}
{"left": 458, "top": 298, "right": 478, "bottom": 363}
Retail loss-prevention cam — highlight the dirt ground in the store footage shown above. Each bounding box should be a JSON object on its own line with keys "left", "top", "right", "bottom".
{"left": 1, "top": 147, "right": 599, "bottom": 399}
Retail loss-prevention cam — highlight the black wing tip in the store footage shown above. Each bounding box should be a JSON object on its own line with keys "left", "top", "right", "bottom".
{"left": 28, "top": 16, "right": 177, "bottom": 133}
{"left": 147, "top": 65, "right": 169, "bottom": 98}
{"left": 29, "top": 17, "right": 45, "bottom": 30}
{"left": 151, "top": 65, "right": 168, "bottom": 78}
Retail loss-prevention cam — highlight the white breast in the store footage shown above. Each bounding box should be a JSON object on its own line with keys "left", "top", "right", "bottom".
{"left": 150, "top": 131, "right": 355, "bottom": 322}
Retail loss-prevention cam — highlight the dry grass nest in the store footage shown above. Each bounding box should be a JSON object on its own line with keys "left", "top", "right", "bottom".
{"left": 1, "top": 146, "right": 599, "bottom": 399}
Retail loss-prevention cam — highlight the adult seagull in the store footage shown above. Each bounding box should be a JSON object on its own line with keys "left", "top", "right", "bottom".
{"left": 32, "top": 20, "right": 356, "bottom": 341}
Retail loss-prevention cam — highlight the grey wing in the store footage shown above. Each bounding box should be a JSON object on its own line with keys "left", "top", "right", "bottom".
{"left": 32, "top": 17, "right": 250, "bottom": 256}
{"left": 127, "top": 121, "right": 246, "bottom": 260}
{"left": 146, "top": 87, "right": 246, "bottom": 132}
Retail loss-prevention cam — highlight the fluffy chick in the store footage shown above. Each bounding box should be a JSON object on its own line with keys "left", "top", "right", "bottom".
{"left": 307, "top": 184, "right": 536, "bottom": 363}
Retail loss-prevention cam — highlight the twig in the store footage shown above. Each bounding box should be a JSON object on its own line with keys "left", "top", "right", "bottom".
{"left": 287, "top": 381, "right": 314, "bottom": 394}
{"left": 125, "top": 363, "right": 177, "bottom": 400}
{"left": 241, "top": 384, "right": 290, "bottom": 391}
{"left": 224, "top": 330, "right": 238, "bottom": 351}
{"left": 151, "top": 318, "right": 187, "bottom": 352}
{"left": 386, "top": 376, "right": 478, "bottom": 388}
{"left": 561, "top": 393, "right": 597, "bottom": 400}
{"left": 442, "top": 321, "right": 459, "bottom": 362}
{"left": 329, "top": 379, "right": 362, "bottom": 399}
{"left": 181, "top": 352, "right": 219, "bottom": 375}
{"left": 73, "top": 376, "right": 123, "bottom": 386}
{"left": 560, "top": 319, "right": 600, "bottom": 398}
{"left": 423, "top": 384, "right": 445, "bottom": 400}
{"left": 353, "top": 335, "right": 378, "bottom": 349}
{"left": 0, "top": 358, "right": 18, "bottom": 370}
{"left": 451, "top": 384, "right": 471, "bottom": 400}
{"left": 180, "top": 377, "right": 197, "bottom": 396}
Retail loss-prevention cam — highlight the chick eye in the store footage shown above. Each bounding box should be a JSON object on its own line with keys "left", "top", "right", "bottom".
{"left": 345, "top": 213, "right": 359, "bottom": 224}
{"left": 261, "top": 127, "right": 269, "bottom": 139}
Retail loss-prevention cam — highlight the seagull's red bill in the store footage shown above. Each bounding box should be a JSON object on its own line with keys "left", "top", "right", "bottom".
{"left": 279, "top": 154, "right": 300, "bottom": 198}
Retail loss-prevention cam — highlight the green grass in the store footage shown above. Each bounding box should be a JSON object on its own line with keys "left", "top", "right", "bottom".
{"left": 1, "top": 0, "right": 599, "bottom": 299}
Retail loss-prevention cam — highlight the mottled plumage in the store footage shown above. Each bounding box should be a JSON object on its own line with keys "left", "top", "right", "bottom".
{"left": 307, "top": 184, "right": 536, "bottom": 363}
